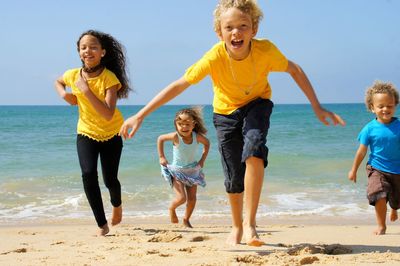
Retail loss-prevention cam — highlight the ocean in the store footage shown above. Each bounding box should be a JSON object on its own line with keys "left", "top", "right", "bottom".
{"left": 0, "top": 104, "right": 378, "bottom": 224}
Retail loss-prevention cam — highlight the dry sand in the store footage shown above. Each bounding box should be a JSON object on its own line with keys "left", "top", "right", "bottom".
{"left": 1, "top": 217, "right": 400, "bottom": 265}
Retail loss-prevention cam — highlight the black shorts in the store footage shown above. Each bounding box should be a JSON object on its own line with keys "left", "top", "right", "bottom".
{"left": 213, "top": 98, "right": 273, "bottom": 193}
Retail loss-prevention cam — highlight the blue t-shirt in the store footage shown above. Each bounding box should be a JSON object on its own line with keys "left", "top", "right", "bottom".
{"left": 358, "top": 118, "right": 400, "bottom": 174}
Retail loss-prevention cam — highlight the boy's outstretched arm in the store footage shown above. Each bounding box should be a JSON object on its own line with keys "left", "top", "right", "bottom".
{"left": 285, "top": 60, "right": 345, "bottom": 126}
{"left": 119, "top": 77, "right": 191, "bottom": 139}
{"left": 348, "top": 144, "right": 368, "bottom": 183}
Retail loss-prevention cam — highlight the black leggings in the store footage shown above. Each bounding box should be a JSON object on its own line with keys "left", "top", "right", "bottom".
{"left": 76, "top": 134, "right": 123, "bottom": 227}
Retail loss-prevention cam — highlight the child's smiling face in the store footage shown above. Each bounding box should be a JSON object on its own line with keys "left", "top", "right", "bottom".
{"left": 175, "top": 113, "right": 195, "bottom": 138}
{"left": 78, "top": 35, "right": 105, "bottom": 69}
{"left": 371, "top": 93, "right": 397, "bottom": 124}
{"left": 218, "top": 7, "right": 257, "bottom": 60}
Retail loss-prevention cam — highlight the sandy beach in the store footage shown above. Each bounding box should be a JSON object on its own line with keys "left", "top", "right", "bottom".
{"left": 1, "top": 216, "right": 400, "bottom": 266}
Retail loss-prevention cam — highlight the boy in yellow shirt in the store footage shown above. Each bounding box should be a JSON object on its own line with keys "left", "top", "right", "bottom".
{"left": 120, "top": 0, "right": 345, "bottom": 245}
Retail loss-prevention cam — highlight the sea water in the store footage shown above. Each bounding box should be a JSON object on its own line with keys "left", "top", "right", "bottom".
{"left": 0, "top": 104, "right": 377, "bottom": 223}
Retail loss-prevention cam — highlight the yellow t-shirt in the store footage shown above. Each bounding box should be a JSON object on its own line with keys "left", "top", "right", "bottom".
{"left": 63, "top": 68, "right": 124, "bottom": 141}
{"left": 184, "top": 39, "right": 288, "bottom": 114}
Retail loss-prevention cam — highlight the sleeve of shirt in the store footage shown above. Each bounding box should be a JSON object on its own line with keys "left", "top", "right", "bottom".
{"left": 105, "top": 71, "right": 122, "bottom": 91}
{"left": 184, "top": 56, "right": 211, "bottom": 85}
{"left": 62, "top": 69, "right": 75, "bottom": 87}
{"left": 357, "top": 124, "right": 370, "bottom": 146}
{"left": 267, "top": 41, "right": 288, "bottom": 72}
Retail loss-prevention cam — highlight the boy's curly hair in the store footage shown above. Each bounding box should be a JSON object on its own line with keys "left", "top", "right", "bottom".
{"left": 365, "top": 81, "right": 399, "bottom": 111}
{"left": 213, "top": 0, "right": 263, "bottom": 35}
{"left": 174, "top": 106, "right": 207, "bottom": 135}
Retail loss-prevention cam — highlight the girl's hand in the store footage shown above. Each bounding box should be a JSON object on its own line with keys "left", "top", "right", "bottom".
{"left": 119, "top": 115, "right": 143, "bottom": 139}
{"left": 348, "top": 170, "right": 357, "bottom": 183}
{"left": 159, "top": 157, "right": 168, "bottom": 166}
{"left": 63, "top": 92, "right": 78, "bottom": 105}
{"left": 75, "top": 70, "right": 90, "bottom": 94}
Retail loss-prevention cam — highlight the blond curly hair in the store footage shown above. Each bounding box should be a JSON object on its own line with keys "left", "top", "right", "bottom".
{"left": 365, "top": 81, "right": 399, "bottom": 111}
{"left": 213, "top": 0, "right": 263, "bottom": 35}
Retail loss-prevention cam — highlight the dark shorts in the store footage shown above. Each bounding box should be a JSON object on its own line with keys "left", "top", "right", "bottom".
{"left": 213, "top": 98, "right": 273, "bottom": 193}
{"left": 366, "top": 165, "right": 400, "bottom": 210}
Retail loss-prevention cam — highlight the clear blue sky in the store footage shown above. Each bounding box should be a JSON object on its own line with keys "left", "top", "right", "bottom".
{"left": 1, "top": 0, "right": 399, "bottom": 105}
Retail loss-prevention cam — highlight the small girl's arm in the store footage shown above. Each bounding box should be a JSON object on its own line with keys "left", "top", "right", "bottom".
{"left": 348, "top": 144, "right": 368, "bottom": 183}
{"left": 197, "top": 134, "right": 210, "bottom": 168}
{"left": 157, "top": 132, "right": 176, "bottom": 166}
{"left": 54, "top": 76, "right": 77, "bottom": 105}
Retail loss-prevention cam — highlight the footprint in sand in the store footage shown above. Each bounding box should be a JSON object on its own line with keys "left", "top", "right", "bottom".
{"left": 287, "top": 243, "right": 352, "bottom": 256}
{"left": 190, "top": 235, "right": 209, "bottom": 242}
{"left": 148, "top": 231, "right": 182, "bottom": 242}
{"left": 235, "top": 255, "right": 265, "bottom": 264}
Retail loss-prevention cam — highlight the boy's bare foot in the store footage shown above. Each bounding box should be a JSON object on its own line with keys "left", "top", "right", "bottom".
{"left": 390, "top": 209, "right": 398, "bottom": 222}
{"left": 183, "top": 218, "right": 193, "bottom": 228}
{"left": 169, "top": 208, "right": 178, "bottom": 223}
{"left": 98, "top": 224, "right": 109, "bottom": 236}
{"left": 244, "top": 225, "right": 265, "bottom": 247}
{"left": 226, "top": 226, "right": 243, "bottom": 246}
{"left": 111, "top": 205, "right": 122, "bottom": 226}
{"left": 373, "top": 226, "right": 386, "bottom": 235}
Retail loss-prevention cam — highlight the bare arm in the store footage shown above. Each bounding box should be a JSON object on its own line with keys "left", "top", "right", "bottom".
{"left": 75, "top": 72, "right": 118, "bottom": 121}
{"left": 157, "top": 132, "right": 176, "bottom": 166}
{"left": 285, "top": 60, "right": 345, "bottom": 126}
{"left": 54, "top": 76, "right": 78, "bottom": 105}
{"left": 197, "top": 134, "right": 210, "bottom": 168}
{"left": 348, "top": 144, "right": 368, "bottom": 183}
{"left": 120, "top": 76, "right": 191, "bottom": 139}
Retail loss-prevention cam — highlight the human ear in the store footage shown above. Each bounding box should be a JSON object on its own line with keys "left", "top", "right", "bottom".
{"left": 101, "top": 49, "right": 106, "bottom": 57}
{"left": 252, "top": 25, "right": 258, "bottom": 38}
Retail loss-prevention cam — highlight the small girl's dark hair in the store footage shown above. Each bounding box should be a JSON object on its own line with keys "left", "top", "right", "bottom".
{"left": 174, "top": 107, "right": 207, "bottom": 135}
{"left": 77, "top": 30, "right": 132, "bottom": 99}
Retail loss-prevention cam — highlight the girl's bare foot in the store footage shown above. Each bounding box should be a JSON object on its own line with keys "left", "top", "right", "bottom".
{"left": 390, "top": 209, "right": 398, "bottom": 222}
{"left": 169, "top": 208, "right": 178, "bottom": 223}
{"left": 111, "top": 205, "right": 122, "bottom": 226}
{"left": 98, "top": 224, "right": 109, "bottom": 236}
{"left": 243, "top": 225, "right": 265, "bottom": 247}
{"left": 373, "top": 226, "right": 386, "bottom": 235}
{"left": 183, "top": 218, "right": 193, "bottom": 228}
{"left": 226, "top": 226, "right": 243, "bottom": 246}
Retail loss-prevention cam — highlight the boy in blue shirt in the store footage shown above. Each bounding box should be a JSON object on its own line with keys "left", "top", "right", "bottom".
{"left": 348, "top": 81, "right": 400, "bottom": 235}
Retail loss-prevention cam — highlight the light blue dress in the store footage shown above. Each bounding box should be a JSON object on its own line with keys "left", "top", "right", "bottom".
{"left": 161, "top": 132, "right": 206, "bottom": 187}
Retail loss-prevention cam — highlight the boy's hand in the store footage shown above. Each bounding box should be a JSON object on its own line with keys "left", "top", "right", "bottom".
{"left": 119, "top": 115, "right": 143, "bottom": 139}
{"left": 314, "top": 107, "right": 346, "bottom": 126}
{"left": 348, "top": 170, "right": 357, "bottom": 183}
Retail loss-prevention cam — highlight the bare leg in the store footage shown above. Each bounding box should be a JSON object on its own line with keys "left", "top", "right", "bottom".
{"left": 169, "top": 179, "right": 186, "bottom": 224}
{"left": 390, "top": 208, "right": 398, "bottom": 222}
{"left": 226, "top": 192, "right": 243, "bottom": 245}
{"left": 374, "top": 198, "right": 387, "bottom": 235}
{"left": 98, "top": 223, "right": 109, "bottom": 236}
{"left": 183, "top": 185, "right": 197, "bottom": 228}
{"left": 243, "top": 156, "right": 265, "bottom": 246}
{"left": 111, "top": 205, "right": 122, "bottom": 226}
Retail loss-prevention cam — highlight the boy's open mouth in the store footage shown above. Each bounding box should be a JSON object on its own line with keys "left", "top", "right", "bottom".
{"left": 231, "top": 40, "right": 244, "bottom": 48}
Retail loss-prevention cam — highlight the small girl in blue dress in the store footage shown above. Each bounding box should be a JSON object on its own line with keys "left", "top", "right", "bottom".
{"left": 157, "top": 107, "right": 210, "bottom": 228}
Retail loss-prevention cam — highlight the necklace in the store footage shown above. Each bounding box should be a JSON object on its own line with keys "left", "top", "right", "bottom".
{"left": 227, "top": 47, "right": 257, "bottom": 96}
{"left": 82, "top": 63, "right": 104, "bottom": 73}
